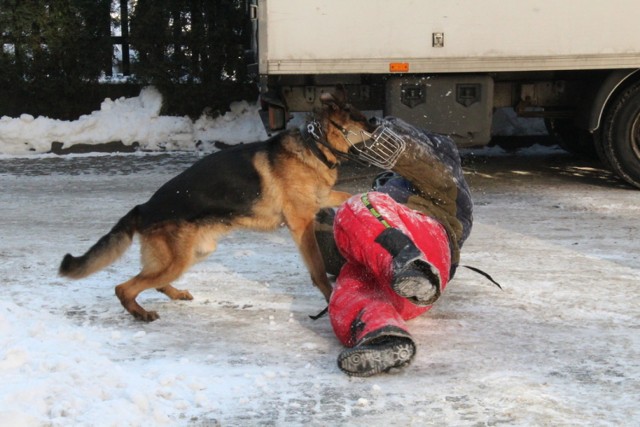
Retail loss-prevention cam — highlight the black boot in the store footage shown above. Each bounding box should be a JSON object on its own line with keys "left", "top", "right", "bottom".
{"left": 337, "top": 327, "right": 416, "bottom": 377}
{"left": 392, "top": 259, "right": 441, "bottom": 306}
{"left": 314, "top": 208, "right": 346, "bottom": 277}
{"left": 375, "top": 228, "right": 441, "bottom": 306}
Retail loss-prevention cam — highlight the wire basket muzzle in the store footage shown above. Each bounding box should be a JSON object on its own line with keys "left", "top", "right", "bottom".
{"left": 348, "top": 125, "right": 406, "bottom": 170}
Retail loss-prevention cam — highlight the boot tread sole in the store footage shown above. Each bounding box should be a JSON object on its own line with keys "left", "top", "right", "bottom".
{"left": 338, "top": 339, "right": 416, "bottom": 377}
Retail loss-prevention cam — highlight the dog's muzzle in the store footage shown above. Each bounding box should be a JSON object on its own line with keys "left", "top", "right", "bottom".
{"left": 307, "top": 119, "right": 406, "bottom": 170}
{"left": 343, "top": 124, "right": 406, "bottom": 170}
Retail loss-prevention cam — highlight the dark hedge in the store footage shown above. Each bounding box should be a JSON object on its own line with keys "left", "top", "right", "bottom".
{"left": 0, "top": 0, "right": 256, "bottom": 120}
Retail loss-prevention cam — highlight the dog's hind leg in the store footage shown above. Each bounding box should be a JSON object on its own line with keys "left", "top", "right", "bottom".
{"left": 157, "top": 284, "right": 194, "bottom": 301}
{"left": 116, "top": 275, "right": 165, "bottom": 321}
{"left": 115, "top": 227, "right": 196, "bottom": 321}
{"left": 155, "top": 225, "right": 222, "bottom": 303}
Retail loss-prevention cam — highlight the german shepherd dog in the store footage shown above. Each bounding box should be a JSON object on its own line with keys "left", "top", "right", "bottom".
{"left": 58, "top": 88, "right": 376, "bottom": 321}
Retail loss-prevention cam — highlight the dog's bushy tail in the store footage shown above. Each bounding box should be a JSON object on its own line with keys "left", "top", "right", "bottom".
{"left": 59, "top": 207, "right": 139, "bottom": 279}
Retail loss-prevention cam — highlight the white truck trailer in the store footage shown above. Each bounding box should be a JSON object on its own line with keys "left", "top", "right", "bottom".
{"left": 247, "top": 0, "right": 640, "bottom": 188}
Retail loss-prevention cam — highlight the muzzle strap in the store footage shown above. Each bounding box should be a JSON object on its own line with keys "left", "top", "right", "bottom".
{"left": 306, "top": 119, "right": 367, "bottom": 166}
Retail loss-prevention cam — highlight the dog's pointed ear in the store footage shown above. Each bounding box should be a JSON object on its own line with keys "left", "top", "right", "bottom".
{"left": 320, "top": 91, "right": 340, "bottom": 110}
{"left": 334, "top": 84, "right": 348, "bottom": 104}
{"left": 320, "top": 85, "right": 349, "bottom": 110}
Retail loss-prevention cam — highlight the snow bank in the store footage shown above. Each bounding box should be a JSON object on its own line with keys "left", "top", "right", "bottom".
{"left": 0, "top": 87, "right": 269, "bottom": 155}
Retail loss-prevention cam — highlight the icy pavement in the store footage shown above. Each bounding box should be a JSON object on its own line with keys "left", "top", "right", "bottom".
{"left": 0, "top": 147, "right": 639, "bottom": 426}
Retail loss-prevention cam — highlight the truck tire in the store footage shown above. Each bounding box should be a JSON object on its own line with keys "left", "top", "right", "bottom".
{"left": 592, "top": 129, "right": 612, "bottom": 170}
{"left": 546, "top": 119, "right": 597, "bottom": 159}
{"left": 601, "top": 82, "right": 640, "bottom": 188}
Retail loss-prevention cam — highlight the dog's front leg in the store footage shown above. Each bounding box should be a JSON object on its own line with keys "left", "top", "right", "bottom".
{"left": 323, "top": 190, "right": 352, "bottom": 208}
{"left": 287, "top": 217, "right": 333, "bottom": 301}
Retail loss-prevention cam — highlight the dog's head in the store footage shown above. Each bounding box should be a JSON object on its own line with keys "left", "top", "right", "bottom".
{"left": 318, "top": 87, "right": 377, "bottom": 156}
{"left": 316, "top": 86, "right": 406, "bottom": 170}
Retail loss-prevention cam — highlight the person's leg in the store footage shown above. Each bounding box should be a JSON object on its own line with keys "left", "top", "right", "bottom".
{"left": 328, "top": 192, "right": 453, "bottom": 376}
{"left": 329, "top": 263, "right": 417, "bottom": 377}
{"left": 333, "top": 192, "right": 451, "bottom": 313}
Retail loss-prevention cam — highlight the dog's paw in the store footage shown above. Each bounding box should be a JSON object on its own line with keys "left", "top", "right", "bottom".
{"left": 132, "top": 310, "right": 160, "bottom": 322}
{"left": 157, "top": 286, "right": 193, "bottom": 301}
{"left": 175, "top": 290, "right": 193, "bottom": 301}
{"left": 144, "top": 311, "right": 160, "bottom": 322}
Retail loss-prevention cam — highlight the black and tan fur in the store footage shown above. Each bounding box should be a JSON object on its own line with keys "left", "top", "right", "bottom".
{"left": 59, "top": 88, "right": 376, "bottom": 321}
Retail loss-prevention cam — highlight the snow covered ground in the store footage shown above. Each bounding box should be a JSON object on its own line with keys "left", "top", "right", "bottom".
{"left": 0, "top": 89, "right": 639, "bottom": 426}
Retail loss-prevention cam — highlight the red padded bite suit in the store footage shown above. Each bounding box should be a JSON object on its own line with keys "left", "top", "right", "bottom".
{"left": 328, "top": 192, "right": 451, "bottom": 347}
